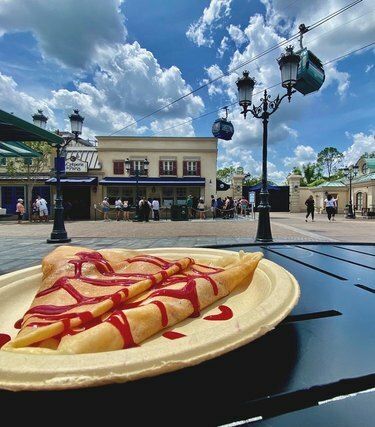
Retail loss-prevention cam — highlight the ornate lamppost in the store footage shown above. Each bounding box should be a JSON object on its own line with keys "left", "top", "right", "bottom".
{"left": 33, "top": 109, "right": 84, "bottom": 243}
{"left": 125, "top": 158, "right": 149, "bottom": 222}
{"left": 236, "top": 46, "right": 300, "bottom": 242}
{"left": 343, "top": 164, "right": 359, "bottom": 219}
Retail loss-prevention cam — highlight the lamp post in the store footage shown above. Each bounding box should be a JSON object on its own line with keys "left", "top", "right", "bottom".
{"left": 125, "top": 158, "right": 149, "bottom": 222}
{"left": 236, "top": 46, "right": 300, "bottom": 242}
{"left": 33, "top": 109, "right": 84, "bottom": 243}
{"left": 343, "top": 164, "right": 359, "bottom": 219}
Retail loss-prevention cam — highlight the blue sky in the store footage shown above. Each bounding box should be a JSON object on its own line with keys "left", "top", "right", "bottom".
{"left": 0, "top": 0, "right": 374, "bottom": 184}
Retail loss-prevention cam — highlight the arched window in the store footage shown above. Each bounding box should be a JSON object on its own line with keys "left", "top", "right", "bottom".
{"left": 362, "top": 163, "right": 368, "bottom": 174}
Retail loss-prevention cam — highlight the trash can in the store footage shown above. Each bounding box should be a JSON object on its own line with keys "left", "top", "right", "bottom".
{"left": 171, "top": 205, "right": 188, "bottom": 221}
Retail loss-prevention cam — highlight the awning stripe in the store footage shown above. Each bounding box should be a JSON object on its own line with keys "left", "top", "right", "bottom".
{"left": 99, "top": 177, "right": 205, "bottom": 186}
{"left": 45, "top": 177, "right": 98, "bottom": 185}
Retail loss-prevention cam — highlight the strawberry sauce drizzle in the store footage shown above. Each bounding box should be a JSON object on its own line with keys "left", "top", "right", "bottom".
{"left": 19, "top": 252, "right": 190, "bottom": 330}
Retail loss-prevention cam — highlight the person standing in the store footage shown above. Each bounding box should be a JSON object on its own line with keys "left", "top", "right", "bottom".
{"left": 36, "top": 195, "right": 48, "bottom": 222}
{"left": 305, "top": 195, "right": 315, "bottom": 222}
{"left": 197, "top": 198, "right": 206, "bottom": 220}
{"left": 122, "top": 199, "right": 130, "bottom": 221}
{"left": 151, "top": 198, "right": 160, "bottom": 221}
{"left": 324, "top": 194, "right": 336, "bottom": 221}
{"left": 115, "top": 197, "right": 124, "bottom": 221}
{"left": 101, "top": 197, "right": 110, "bottom": 221}
{"left": 16, "top": 198, "right": 25, "bottom": 224}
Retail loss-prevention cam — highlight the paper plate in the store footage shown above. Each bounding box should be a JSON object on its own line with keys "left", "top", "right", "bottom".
{"left": 0, "top": 247, "right": 300, "bottom": 391}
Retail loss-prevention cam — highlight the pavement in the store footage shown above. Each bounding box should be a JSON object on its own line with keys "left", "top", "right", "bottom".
{"left": 0, "top": 211, "right": 373, "bottom": 276}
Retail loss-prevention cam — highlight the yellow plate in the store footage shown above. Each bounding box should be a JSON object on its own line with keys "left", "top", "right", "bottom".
{"left": 0, "top": 247, "right": 300, "bottom": 391}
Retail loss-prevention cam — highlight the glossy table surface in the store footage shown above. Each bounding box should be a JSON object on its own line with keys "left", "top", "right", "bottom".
{"left": 1, "top": 242, "right": 374, "bottom": 426}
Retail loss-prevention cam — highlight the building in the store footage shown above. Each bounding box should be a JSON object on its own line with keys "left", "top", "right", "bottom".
{"left": 288, "top": 156, "right": 375, "bottom": 215}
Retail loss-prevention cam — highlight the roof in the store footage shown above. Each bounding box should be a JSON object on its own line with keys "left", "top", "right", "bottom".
{"left": 0, "top": 109, "right": 64, "bottom": 146}
{"left": 0, "top": 141, "right": 43, "bottom": 158}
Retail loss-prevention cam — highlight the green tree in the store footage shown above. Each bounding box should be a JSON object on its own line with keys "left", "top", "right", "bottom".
{"left": 216, "top": 166, "right": 238, "bottom": 183}
{"left": 316, "top": 147, "right": 344, "bottom": 181}
{"left": 6, "top": 141, "right": 53, "bottom": 218}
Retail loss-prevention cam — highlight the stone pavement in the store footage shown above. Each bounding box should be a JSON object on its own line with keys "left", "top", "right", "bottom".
{"left": 0, "top": 211, "right": 373, "bottom": 276}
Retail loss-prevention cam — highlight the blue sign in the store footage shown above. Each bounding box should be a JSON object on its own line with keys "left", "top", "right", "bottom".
{"left": 54, "top": 156, "right": 65, "bottom": 173}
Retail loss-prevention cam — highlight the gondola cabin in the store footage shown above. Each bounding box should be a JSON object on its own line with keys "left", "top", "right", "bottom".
{"left": 294, "top": 48, "right": 325, "bottom": 95}
{"left": 212, "top": 118, "right": 234, "bottom": 140}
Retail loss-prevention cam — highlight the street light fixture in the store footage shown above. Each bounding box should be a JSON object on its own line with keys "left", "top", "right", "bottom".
{"left": 343, "top": 164, "right": 359, "bottom": 219}
{"left": 236, "top": 46, "right": 300, "bottom": 242}
{"left": 33, "top": 109, "right": 84, "bottom": 243}
{"left": 125, "top": 158, "right": 149, "bottom": 222}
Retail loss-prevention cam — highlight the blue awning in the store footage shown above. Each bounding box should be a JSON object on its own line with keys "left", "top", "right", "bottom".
{"left": 45, "top": 176, "right": 98, "bottom": 185}
{"left": 99, "top": 177, "right": 206, "bottom": 186}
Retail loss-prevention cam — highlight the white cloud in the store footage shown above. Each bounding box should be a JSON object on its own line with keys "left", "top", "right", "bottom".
{"left": 343, "top": 132, "right": 375, "bottom": 165}
{"left": 186, "top": 0, "right": 233, "bottom": 47}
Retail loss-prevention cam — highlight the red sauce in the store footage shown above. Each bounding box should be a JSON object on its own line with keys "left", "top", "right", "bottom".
{"left": 163, "top": 331, "right": 186, "bottom": 340}
{"left": 0, "top": 333, "right": 11, "bottom": 347}
{"left": 203, "top": 305, "right": 233, "bottom": 321}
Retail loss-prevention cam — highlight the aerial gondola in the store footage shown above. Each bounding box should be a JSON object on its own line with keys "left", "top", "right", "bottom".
{"left": 212, "top": 107, "right": 234, "bottom": 140}
{"left": 294, "top": 24, "right": 325, "bottom": 96}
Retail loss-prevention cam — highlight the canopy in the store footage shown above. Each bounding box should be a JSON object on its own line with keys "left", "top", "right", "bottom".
{"left": 45, "top": 177, "right": 98, "bottom": 185}
{"left": 0, "top": 109, "right": 63, "bottom": 146}
{"left": 0, "top": 141, "right": 43, "bottom": 158}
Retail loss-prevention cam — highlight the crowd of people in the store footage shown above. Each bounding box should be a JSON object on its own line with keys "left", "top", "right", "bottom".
{"left": 15, "top": 195, "right": 49, "bottom": 224}
{"left": 101, "top": 196, "right": 160, "bottom": 222}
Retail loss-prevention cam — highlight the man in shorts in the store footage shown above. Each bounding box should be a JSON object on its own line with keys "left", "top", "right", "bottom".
{"left": 36, "top": 195, "right": 49, "bottom": 222}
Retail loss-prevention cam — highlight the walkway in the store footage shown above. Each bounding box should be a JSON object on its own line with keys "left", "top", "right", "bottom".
{"left": 0, "top": 211, "right": 373, "bottom": 275}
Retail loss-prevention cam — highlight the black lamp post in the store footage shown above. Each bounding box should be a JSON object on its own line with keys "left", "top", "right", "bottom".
{"left": 33, "top": 109, "right": 84, "bottom": 243}
{"left": 125, "top": 158, "right": 149, "bottom": 222}
{"left": 343, "top": 164, "right": 359, "bottom": 219}
{"left": 236, "top": 46, "right": 300, "bottom": 242}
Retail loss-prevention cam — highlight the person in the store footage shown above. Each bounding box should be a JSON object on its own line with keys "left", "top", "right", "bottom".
{"left": 151, "top": 198, "right": 160, "bottom": 221}
{"left": 139, "top": 197, "right": 151, "bottom": 222}
{"left": 16, "top": 198, "right": 25, "bottom": 224}
{"left": 36, "top": 195, "right": 48, "bottom": 222}
{"left": 239, "top": 196, "right": 249, "bottom": 217}
{"left": 102, "top": 197, "right": 110, "bottom": 221}
{"left": 31, "top": 199, "right": 39, "bottom": 222}
{"left": 210, "top": 195, "right": 217, "bottom": 219}
{"left": 305, "top": 195, "right": 315, "bottom": 222}
{"left": 197, "top": 198, "right": 205, "bottom": 219}
{"left": 122, "top": 199, "right": 131, "bottom": 221}
{"left": 114, "top": 197, "right": 124, "bottom": 221}
{"left": 186, "top": 194, "right": 193, "bottom": 219}
{"left": 323, "top": 194, "right": 336, "bottom": 221}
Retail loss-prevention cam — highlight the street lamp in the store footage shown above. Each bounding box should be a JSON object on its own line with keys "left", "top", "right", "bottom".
{"left": 343, "top": 164, "right": 359, "bottom": 219}
{"left": 125, "top": 158, "right": 149, "bottom": 222}
{"left": 236, "top": 46, "right": 300, "bottom": 242}
{"left": 33, "top": 109, "right": 84, "bottom": 243}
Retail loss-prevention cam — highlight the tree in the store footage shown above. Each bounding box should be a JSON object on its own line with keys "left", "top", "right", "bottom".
{"left": 216, "top": 166, "right": 238, "bottom": 183}
{"left": 316, "top": 147, "right": 344, "bottom": 181}
{"left": 302, "top": 163, "right": 317, "bottom": 185}
{"left": 6, "top": 141, "right": 53, "bottom": 219}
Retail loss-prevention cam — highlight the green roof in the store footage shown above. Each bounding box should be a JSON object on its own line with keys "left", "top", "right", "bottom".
{"left": 0, "top": 141, "right": 42, "bottom": 158}
{"left": 0, "top": 109, "right": 63, "bottom": 146}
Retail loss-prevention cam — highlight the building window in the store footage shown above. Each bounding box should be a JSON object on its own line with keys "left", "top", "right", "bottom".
{"left": 183, "top": 160, "right": 201, "bottom": 176}
{"left": 356, "top": 192, "right": 363, "bottom": 210}
{"left": 159, "top": 160, "right": 176, "bottom": 176}
{"left": 113, "top": 161, "right": 124, "bottom": 175}
{"left": 128, "top": 160, "right": 148, "bottom": 176}
{"left": 362, "top": 163, "right": 368, "bottom": 175}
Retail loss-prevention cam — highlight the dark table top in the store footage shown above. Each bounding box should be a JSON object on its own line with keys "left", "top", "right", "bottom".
{"left": 1, "top": 242, "right": 374, "bottom": 426}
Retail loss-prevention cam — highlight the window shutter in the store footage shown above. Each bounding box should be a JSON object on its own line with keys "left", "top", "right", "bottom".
{"left": 159, "top": 160, "right": 163, "bottom": 176}
{"left": 183, "top": 161, "right": 187, "bottom": 175}
{"left": 196, "top": 161, "right": 201, "bottom": 176}
{"left": 173, "top": 161, "right": 177, "bottom": 175}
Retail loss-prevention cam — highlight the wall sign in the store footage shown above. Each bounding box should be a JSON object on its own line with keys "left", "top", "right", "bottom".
{"left": 65, "top": 158, "right": 88, "bottom": 172}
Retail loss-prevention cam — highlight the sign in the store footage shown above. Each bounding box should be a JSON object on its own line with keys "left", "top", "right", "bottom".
{"left": 249, "top": 191, "right": 255, "bottom": 204}
{"left": 54, "top": 156, "right": 65, "bottom": 173}
{"left": 65, "top": 159, "right": 88, "bottom": 173}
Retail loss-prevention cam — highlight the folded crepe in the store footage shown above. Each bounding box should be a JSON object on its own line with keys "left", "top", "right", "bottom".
{"left": 2, "top": 246, "right": 263, "bottom": 354}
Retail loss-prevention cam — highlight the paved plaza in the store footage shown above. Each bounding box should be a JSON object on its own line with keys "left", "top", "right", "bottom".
{"left": 0, "top": 211, "right": 373, "bottom": 276}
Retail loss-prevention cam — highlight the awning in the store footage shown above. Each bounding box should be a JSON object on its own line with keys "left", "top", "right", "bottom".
{"left": 0, "top": 109, "right": 64, "bottom": 145}
{"left": 0, "top": 141, "right": 43, "bottom": 158}
{"left": 45, "top": 176, "right": 98, "bottom": 185}
{"left": 99, "top": 177, "right": 206, "bottom": 186}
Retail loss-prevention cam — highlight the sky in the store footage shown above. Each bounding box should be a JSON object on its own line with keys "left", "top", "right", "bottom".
{"left": 0, "top": 0, "right": 374, "bottom": 184}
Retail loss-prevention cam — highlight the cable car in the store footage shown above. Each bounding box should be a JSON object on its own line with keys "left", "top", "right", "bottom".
{"left": 294, "top": 48, "right": 325, "bottom": 96}
{"left": 212, "top": 107, "right": 234, "bottom": 140}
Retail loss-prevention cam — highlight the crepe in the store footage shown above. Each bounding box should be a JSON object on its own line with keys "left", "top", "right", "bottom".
{"left": 2, "top": 246, "right": 263, "bottom": 354}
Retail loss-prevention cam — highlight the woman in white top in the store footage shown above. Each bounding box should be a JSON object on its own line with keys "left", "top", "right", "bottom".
{"left": 115, "top": 197, "right": 124, "bottom": 221}
{"left": 323, "top": 194, "right": 337, "bottom": 221}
